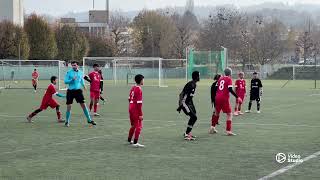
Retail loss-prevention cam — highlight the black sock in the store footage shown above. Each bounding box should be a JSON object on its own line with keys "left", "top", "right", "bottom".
{"left": 248, "top": 101, "right": 252, "bottom": 110}
{"left": 257, "top": 102, "right": 260, "bottom": 111}
{"left": 134, "top": 139, "right": 138, "bottom": 144}
{"left": 128, "top": 138, "right": 131, "bottom": 142}
{"left": 186, "top": 127, "right": 192, "bottom": 134}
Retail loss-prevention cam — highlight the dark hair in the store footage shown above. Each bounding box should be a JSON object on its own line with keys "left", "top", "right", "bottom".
{"left": 224, "top": 68, "right": 232, "bottom": 76}
{"left": 253, "top": 72, "right": 258, "bottom": 75}
{"left": 71, "top": 61, "right": 78, "bottom": 65}
{"left": 192, "top": 71, "right": 200, "bottom": 81}
{"left": 214, "top": 74, "right": 221, "bottom": 81}
{"left": 93, "top": 64, "right": 99, "bottom": 68}
{"left": 135, "top": 74, "right": 144, "bottom": 84}
{"left": 34, "top": 69, "right": 37, "bottom": 71}
{"left": 50, "top": 76, "right": 57, "bottom": 83}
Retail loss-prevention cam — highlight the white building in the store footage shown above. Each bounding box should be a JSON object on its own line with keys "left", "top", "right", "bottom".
{"left": 0, "top": 0, "right": 24, "bottom": 26}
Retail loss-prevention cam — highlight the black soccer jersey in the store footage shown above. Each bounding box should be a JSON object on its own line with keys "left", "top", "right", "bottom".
{"left": 181, "top": 81, "right": 197, "bottom": 105}
{"left": 211, "top": 81, "right": 218, "bottom": 104}
{"left": 250, "top": 78, "right": 263, "bottom": 95}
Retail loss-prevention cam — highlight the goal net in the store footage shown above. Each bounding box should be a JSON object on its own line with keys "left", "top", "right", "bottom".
{"left": 0, "top": 60, "right": 65, "bottom": 90}
{"left": 83, "top": 57, "right": 187, "bottom": 87}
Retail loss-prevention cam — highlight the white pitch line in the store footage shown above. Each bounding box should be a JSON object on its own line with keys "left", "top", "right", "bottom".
{"left": 258, "top": 150, "right": 320, "bottom": 180}
{"left": 309, "top": 94, "right": 320, "bottom": 96}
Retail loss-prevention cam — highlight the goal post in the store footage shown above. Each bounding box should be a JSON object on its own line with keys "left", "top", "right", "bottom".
{"left": 83, "top": 57, "right": 188, "bottom": 87}
{"left": 0, "top": 60, "right": 66, "bottom": 90}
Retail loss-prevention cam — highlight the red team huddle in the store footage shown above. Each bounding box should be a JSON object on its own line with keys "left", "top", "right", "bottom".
{"left": 26, "top": 63, "right": 262, "bottom": 147}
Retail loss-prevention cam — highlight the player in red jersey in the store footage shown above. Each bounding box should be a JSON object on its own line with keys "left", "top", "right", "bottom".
{"left": 127, "top": 74, "right": 144, "bottom": 148}
{"left": 32, "top": 69, "right": 39, "bottom": 92}
{"left": 234, "top": 72, "right": 246, "bottom": 116}
{"left": 209, "top": 68, "right": 242, "bottom": 136}
{"left": 27, "top": 76, "right": 65, "bottom": 123}
{"left": 84, "top": 64, "right": 102, "bottom": 116}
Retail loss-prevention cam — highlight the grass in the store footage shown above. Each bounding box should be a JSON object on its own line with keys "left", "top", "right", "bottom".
{"left": 0, "top": 79, "right": 319, "bottom": 180}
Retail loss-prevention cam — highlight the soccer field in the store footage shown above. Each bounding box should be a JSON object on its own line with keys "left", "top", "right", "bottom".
{"left": 0, "top": 80, "right": 319, "bottom": 180}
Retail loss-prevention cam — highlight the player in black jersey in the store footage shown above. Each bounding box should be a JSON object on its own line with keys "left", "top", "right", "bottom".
{"left": 210, "top": 74, "right": 221, "bottom": 125}
{"left": 177, "top": 71, "right": 200, "bottom": 140}
{"left": 246, "top": 72, "right": 263, "bottom": 113}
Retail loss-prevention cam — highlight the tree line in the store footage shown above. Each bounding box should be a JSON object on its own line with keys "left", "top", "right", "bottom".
{"left": 1, "top": 7, "right": 319, "bottom": 66}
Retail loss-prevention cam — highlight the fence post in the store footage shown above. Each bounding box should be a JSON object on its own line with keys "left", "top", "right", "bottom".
{"left": 292, "top": 65, "right": 295, "bottom": 80}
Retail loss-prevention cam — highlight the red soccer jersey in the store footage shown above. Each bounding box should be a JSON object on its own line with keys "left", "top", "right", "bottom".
{"left": 128, "top": 85, "right": 143, "bottom": 116}
{"left": 216, "top": 76, "right": 233, "bottom": 100}
{"left": 88, "top": 71, "right": 101, "bottom": 92}
{"left": 32, "top": 72, "right": 39, "bottom": 80}
{"left": 235, "top": 79, "right": 246, "bottom": 96}
{"left": 42, "top": 84, "right": 57, "bottom": 102}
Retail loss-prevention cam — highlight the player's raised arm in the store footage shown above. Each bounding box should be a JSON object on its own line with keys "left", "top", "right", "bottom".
{"left": 84, "top": 75, "right": 92, "bottom": 83}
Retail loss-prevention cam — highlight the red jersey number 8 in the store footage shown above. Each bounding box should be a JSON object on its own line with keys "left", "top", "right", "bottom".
{"left": 219, "top": 80, "right": 225, "bottom": 90}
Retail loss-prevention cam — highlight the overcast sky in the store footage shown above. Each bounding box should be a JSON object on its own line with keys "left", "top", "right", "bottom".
{"left": 24, "top": 0, "right": 320, "bottom": 16}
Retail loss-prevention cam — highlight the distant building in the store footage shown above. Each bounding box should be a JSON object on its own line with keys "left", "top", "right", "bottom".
{"left": 0, "top": 0, "right": 24, "bottom": 26}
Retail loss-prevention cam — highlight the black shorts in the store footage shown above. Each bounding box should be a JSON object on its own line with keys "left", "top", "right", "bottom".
{"left": 66, "top": 89, "right": 85, "bottom": 104}
{"left": 182, "top": 103, "right": 196, "bottom": 116}
{"left": 250, "top": 93, "right": 260, "bottom": 101}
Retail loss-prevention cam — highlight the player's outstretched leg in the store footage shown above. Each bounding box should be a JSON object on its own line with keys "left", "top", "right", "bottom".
{"left": 55, "top": 105, "right": 64, "bottom": 123}
{"left": 27, "top": 108, "right": 42, "bottom": 123}
{"left": 65, "top": 105, "right": 72, "bottom": 127}
{"left": 209, "top": 112, "right": 219, "bottom": 134}
{"left": 184, "top": 113, "right": 197, "bottom": 140}
{"left": 246, "top": 100, "right": 252, "bottom": 113}
{"left": 89, "top": 100, "right": 93, "bottom": 112}
{"left": 226, "top": 113, "right": 236, "bottom": 136}
{"left": 80, "top": 103, "right": 96, "bottom": 126}
{"left": 234, "top": 102, "right": 239, "bottom": 116}
{"left": 93, "top": 99, "right": 100, "bottom": 116}
{"left": 257, "top": 99, "right": 261, "bottom": 113}
{"left": 132, "top": 120, "right": 144, "bottom": 148}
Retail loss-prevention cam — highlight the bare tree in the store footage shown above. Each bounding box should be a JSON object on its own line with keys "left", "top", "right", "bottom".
{"left": 109, "top": 11, "right": 130, "bottom": 56}
{"left": 250, "top": 19, "right": 286, "bottom": 65}
{"left": 296, "top": 31, "right": 313, "bottom": 64}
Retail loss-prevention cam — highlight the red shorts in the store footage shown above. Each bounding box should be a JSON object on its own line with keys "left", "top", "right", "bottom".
{"left": 215, "top": 98, "right": 232, "bottom": 114}
{"left": 236, "top": 94, "right": 245, "bottom": 104}
{"left": 129, "top": 109, "right": 143, "bottom": 129}
{"left": 40, "top": 98, "right": 59, "bottom": 110}
{"left": 32, "top": 79, "right": 37, "bottom": 85}
{"left": 90, "top": 91, "right": 100, "bottom": 100}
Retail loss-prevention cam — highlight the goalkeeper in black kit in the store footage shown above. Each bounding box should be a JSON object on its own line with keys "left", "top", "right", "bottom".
{"left": 246, "top": 72, "right": 263, "bottom": 113}
{"left": 177, "top": 71, "right": 200, "bottom": 141}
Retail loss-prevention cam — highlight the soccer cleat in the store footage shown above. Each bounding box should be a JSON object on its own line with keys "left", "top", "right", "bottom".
{"left": 184, "top": 133, "right": 196, "bottom": 141}
{"left": 245, "top": 110, "right": 251, "bottom": 113}
{"left": 234, "top": 111, "right": 239, "bottom": 116}
{"left": 34, "top": 90, "right": 37, "bottom": 93}
{"left": 226, "top": 131, "right": 237, "bottom": 136}
{"left": 65, "top": 122, "right": 70, "bottom": 127}
{"left": 102, "top": 100, "right": 106, "bottom": 105}
{"left": 208, "top": 126, "right": 218, "bottom": 134}
{"left": 88, "top": 121, "right": 97, "bottom": 126}
{"left": 26, "top": 116, "right": 33, "bottom": 123}
{"left": 132, "top": 143, "right": 145, "bottom": 148}
{"left": 239, "top": 111, "right": 244, "bottom": 115}
{"left": 129, "top": 141, "right": 134, "bottom": 145}
{"left": 94, "top": 113, "right": 100, "bottom": 117}
{"left": 257, "top": 111, "right": 261, "bottom": 114}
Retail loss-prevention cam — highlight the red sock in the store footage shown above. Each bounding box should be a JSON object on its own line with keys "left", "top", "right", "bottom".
{"left": 238, "top": 105, "right": 241, "bottom": 111}
{"left": 94, "top": 104, "right": 98, "bottom": 113}
{"left": 128, "top": 126, "right": 135, "bottom": 141}
{"left": 57, "top": 112, "right": 61, "bottom": 120}
{"left": 226, "top": 120, "right": 232, "bottom": 131}
{"left": 234, "top": 107, "right": 238, "bottom": 112}
{"left": 89, "top": 103, "right": 93, "bottom": 112}
{"left": 134, "top": 120, "right": 143, "bottom": 141}
{"left": 211, "top": 114, "right": 220, "bottom": 126}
